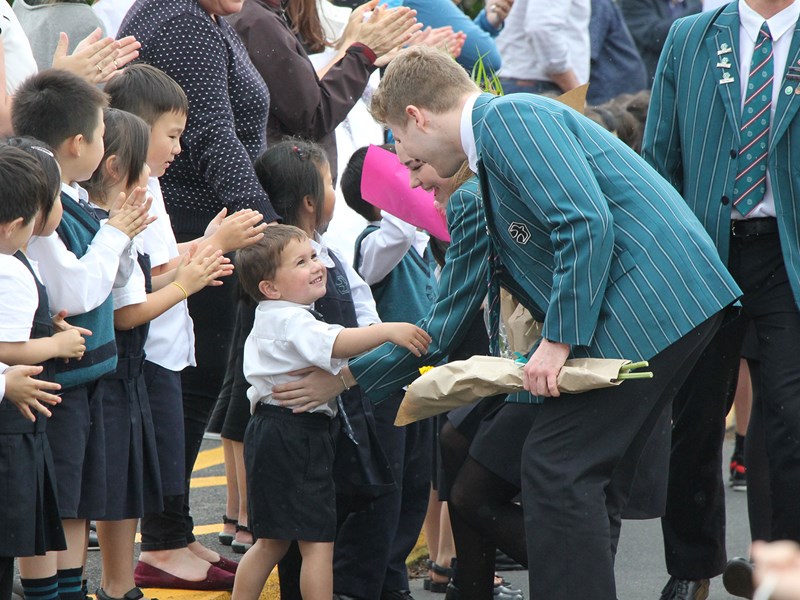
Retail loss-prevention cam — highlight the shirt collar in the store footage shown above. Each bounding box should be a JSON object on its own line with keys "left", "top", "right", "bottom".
{"left": 257, "top": 299, "right": 313, "bottom": 312}
{"left": 60, "top": 182, "right": 89, "bottom": 204}
{"left": 460, "top": 93, "right": 481, "bottom": 173}
{"left": 310, "top": 233, "right": 336, "bottom": 268}
{"left": 739, "top": 0, "right": 800, "bottom": 45}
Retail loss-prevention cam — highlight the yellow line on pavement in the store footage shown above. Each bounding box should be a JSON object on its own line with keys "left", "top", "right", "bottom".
{"left": 190, "top": 476, "right": 227, "bottom": 489}
{"left": 193, "top": 445, "right": 224, "bottom": 472}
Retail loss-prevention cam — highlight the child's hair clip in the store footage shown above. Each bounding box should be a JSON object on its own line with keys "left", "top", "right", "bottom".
{"left": 31, "top": 145, "right": 55, "bottom": 158}
{"left": 292, "top": 145, "right": 307, "bottom": 161}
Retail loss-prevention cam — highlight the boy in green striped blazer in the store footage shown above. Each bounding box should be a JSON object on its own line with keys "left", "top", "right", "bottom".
{"left": 367, "top": 46, "right": 740, "bottom": 600}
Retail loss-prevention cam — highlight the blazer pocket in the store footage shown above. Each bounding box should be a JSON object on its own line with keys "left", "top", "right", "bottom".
{"left": 609, "top": 250, "right": 638, "bottom": 283}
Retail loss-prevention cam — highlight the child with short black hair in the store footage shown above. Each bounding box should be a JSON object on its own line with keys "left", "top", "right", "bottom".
{"left": 11, "top": 69, "right": 153, "bottom": 600}
{"left": 232, "top": 224, "right": 431, "bottom": 600}
{"left": 84, "top": 107, "right": 229, "bottom": 600}
{"left": 105, "top": 63, "right": 262, "bottom": 589}
{"left": 0, "top": 141, "right": 72, "bottom": 600}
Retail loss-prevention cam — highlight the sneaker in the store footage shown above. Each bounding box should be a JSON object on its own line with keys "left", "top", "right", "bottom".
{"left": 729, "top": 456, "right": 747, "bottom": 491}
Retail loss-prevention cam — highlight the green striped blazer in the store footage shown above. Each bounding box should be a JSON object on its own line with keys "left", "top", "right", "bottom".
{"left": 471, "top": 92, "right": 740, "bottom": 363}
{"left": 644, "top": 4, "right": 800, "bottom": 309}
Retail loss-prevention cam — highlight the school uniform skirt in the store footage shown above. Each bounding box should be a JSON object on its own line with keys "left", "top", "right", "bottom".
{"left": 0, "top": 409, "right": 65, "bottom": 556}
{"left": 246, "top": 403, "right": 338, "bottom": 542}
{"left": 468, "top": 397, "right": 541, "bottom": 489}
{"left": 98, "top": 356, "right": 163, "bottom": 520}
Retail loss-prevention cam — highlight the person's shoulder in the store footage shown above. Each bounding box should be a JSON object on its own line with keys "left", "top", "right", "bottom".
{"left": 0, "top": 254, "right": 35, "bottom": 290}
{"left": 120, "top": 0, "right": 206, "bottom": 39}
{"left": 669, "top": 5, "right": 724, "bottom": 42}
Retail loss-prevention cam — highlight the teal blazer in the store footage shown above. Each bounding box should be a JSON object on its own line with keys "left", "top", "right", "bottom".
{"left": 350, "top": 178, "right": 491, "bottom": 403}
{"left": 644, "top": 4, "right": 800, "bottom": 309}
{"left": 472, "top": 92, "right": 740, "bottom": 363}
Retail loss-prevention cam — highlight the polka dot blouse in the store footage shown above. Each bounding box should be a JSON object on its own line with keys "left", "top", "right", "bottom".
{"left": 119, "top": 0, "right": 280, "bottom": 234}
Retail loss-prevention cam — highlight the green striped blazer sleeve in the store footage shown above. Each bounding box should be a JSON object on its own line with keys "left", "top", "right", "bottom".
{"left": 349, "top": 178, "right": 490, "bottom": 404}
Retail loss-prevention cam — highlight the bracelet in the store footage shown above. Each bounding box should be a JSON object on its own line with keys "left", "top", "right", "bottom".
{"left": 171, "top": 281, "right": 188, "bottom": 300}
{"left": 339, "top": 374, "right": 351, "bottom": 391}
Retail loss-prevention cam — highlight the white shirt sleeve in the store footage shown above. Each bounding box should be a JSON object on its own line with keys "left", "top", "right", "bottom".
{"left": 27, "top": 224, "right": 133, "bottom": 316}
{"left": 111, "top": 258, "right": 147, "bottom": 310}
{"left": 357, "top": 213, "right": 418, "bottom": 285}
{"left": 328, "top": 246, "right": 381, "bottom": 326}
{"left": 0, "top": 256, "right": 38, "bottom": 342}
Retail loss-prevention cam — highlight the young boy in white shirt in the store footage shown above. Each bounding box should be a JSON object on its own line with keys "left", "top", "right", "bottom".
{"left": 232, "top": 225, "right": 431, "bottom": 600}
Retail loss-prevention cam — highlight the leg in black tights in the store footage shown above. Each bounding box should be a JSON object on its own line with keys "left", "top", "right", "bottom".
{"left": 440, "top": 423, "right": 527, "bottom": 600}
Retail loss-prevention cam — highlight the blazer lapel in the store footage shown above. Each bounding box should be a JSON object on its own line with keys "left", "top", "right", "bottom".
{"left": 706, "top": 4, "right": 742, "bottom": 142}
{"left": 770, "top": 17, "right": 800, "bottom": 152}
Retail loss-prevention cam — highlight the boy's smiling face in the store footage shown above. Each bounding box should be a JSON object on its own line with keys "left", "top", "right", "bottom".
{"left": 259, "top": 238, "right": 327, "bottom": 305}
{"left": 148, "top": 111, "right": 186, "bottom": 178}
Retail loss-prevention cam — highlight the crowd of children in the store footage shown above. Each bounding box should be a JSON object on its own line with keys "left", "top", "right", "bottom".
{"left": 0, "top": 46, "right": 450, "bottom": 600}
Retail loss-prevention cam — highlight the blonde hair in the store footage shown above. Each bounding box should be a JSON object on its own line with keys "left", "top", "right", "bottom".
{"left": 370, "top": 47, "right": 479, "bottom": 126}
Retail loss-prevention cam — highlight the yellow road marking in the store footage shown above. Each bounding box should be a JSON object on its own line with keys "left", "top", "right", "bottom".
{"left": 192, "top": 446, "right": 224, "bottom": 472}
{"left": 190, "top": 476, "right": 227, "bottom": 489}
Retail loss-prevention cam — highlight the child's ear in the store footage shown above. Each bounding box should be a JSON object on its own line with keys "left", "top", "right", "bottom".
{"left": 0, "top": 217, "right": 26, "bottom": 244}
{"left": 104, "top": 155, "right": 123, "bottom": 183}
{"left": 60, "top": 134, "right": 83, "bottom": 159}
{"left": 258, "top": 280, "right": 281, "bottom": 301}
{"left": 302, "top": 195, "right": 316, "bottom": 213}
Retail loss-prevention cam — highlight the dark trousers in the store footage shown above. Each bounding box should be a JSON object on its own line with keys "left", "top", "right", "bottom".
{"left": 175, "top": 235, "right": 237, "bottom": 544}
{"left": 731, "top": 232, "right": 800, "bottom": 542}
{"left": 522, "top": 314, "right": 721, "bottom": 600}
{"left": 663, "top": 230, "right": 800, "bottom": 578}
{"left": 333, "top": 392, "right": 433, "bottom": 598}
{"left": 661, "top": 311, "right": 743, "bottom": 579}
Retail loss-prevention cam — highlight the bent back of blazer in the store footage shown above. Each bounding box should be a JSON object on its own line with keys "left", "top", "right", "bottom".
{"left": 643, "top": 4, "right": 800, "bottom": 310}
{"left": 472, "top": 93, "right": 740, "bottom": 363}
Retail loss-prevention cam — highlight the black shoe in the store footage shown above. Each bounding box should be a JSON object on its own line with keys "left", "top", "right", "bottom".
{"left": 659, "top": 577, "right": 710, "bottom": 600}
{"left": 723, "top": 557, "right": 755, "bottom": 598}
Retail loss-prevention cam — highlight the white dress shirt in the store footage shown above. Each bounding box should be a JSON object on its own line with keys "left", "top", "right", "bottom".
{"left": 496, "top": 0, "right": 591, "bottom": 83}
{"left": 244, "top": 300, "right": 347, "bottom": 416}
{"left": 733, "top": 0, "right": 800, "bottom": 219}
{"left": 461, "top": 93, "right": 481, "bottom": 173}
{"left": 0, "top": 1, "right": 37, "bottom": 94}
{"left": 139, "top": 177, "right": 196, "bottom": 371}
{"left": 27, "top": 183, "right": 134, "bottom": 315}
{"left": 0, "top": 254, "right": 37, "bottom": 343}
{"left": 357, "top": 212, "right": 430, "bottom": 286}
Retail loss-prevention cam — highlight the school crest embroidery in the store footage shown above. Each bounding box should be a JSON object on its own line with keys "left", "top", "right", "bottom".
{"left": 335, "top": 274, "right": 350, "bottom": 296}
{"left": 508, "top": 222, "right": 531, "bottom": 245}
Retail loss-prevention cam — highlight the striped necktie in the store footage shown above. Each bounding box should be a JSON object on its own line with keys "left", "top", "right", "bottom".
{"left": 733, "top": 22, "right": 773, "bottom": 217}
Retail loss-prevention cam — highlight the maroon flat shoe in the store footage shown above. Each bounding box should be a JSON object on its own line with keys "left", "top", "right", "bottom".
{"left": 211, "top": 555, "right": 239, "bottom": 574}
{"left": 133, "top": 562, "right": 234, "bottom": 591}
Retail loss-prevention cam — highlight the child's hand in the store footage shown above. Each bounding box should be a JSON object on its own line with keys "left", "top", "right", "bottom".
{"left": 53, "top": 328, "right": 87, "bottom": 360}
{"left": 3, "top": 365, "right": 62, "bottom": 422}
{"left": 52, "top": 310, "right": 93, "bottom": 337}
{"left": 386, "top": 323, "right": 432, "bottom": 357}
{"left": 107, "top": 188, "right": 156, "bottom": 239}
{"left": 174, "top": 245, "right": 227, "bottom": 295}
{"left": 206, "top": 209, "right": 267, "bottom": 253}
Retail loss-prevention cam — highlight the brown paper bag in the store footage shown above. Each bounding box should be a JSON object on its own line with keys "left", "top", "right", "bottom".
{"left": 395, "top": 356, "right": 633, "bottom": 426}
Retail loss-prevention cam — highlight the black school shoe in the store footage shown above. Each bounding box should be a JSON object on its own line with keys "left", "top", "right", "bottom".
{"left": 722, "top": 557, "right": 755, "bottom": 599}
